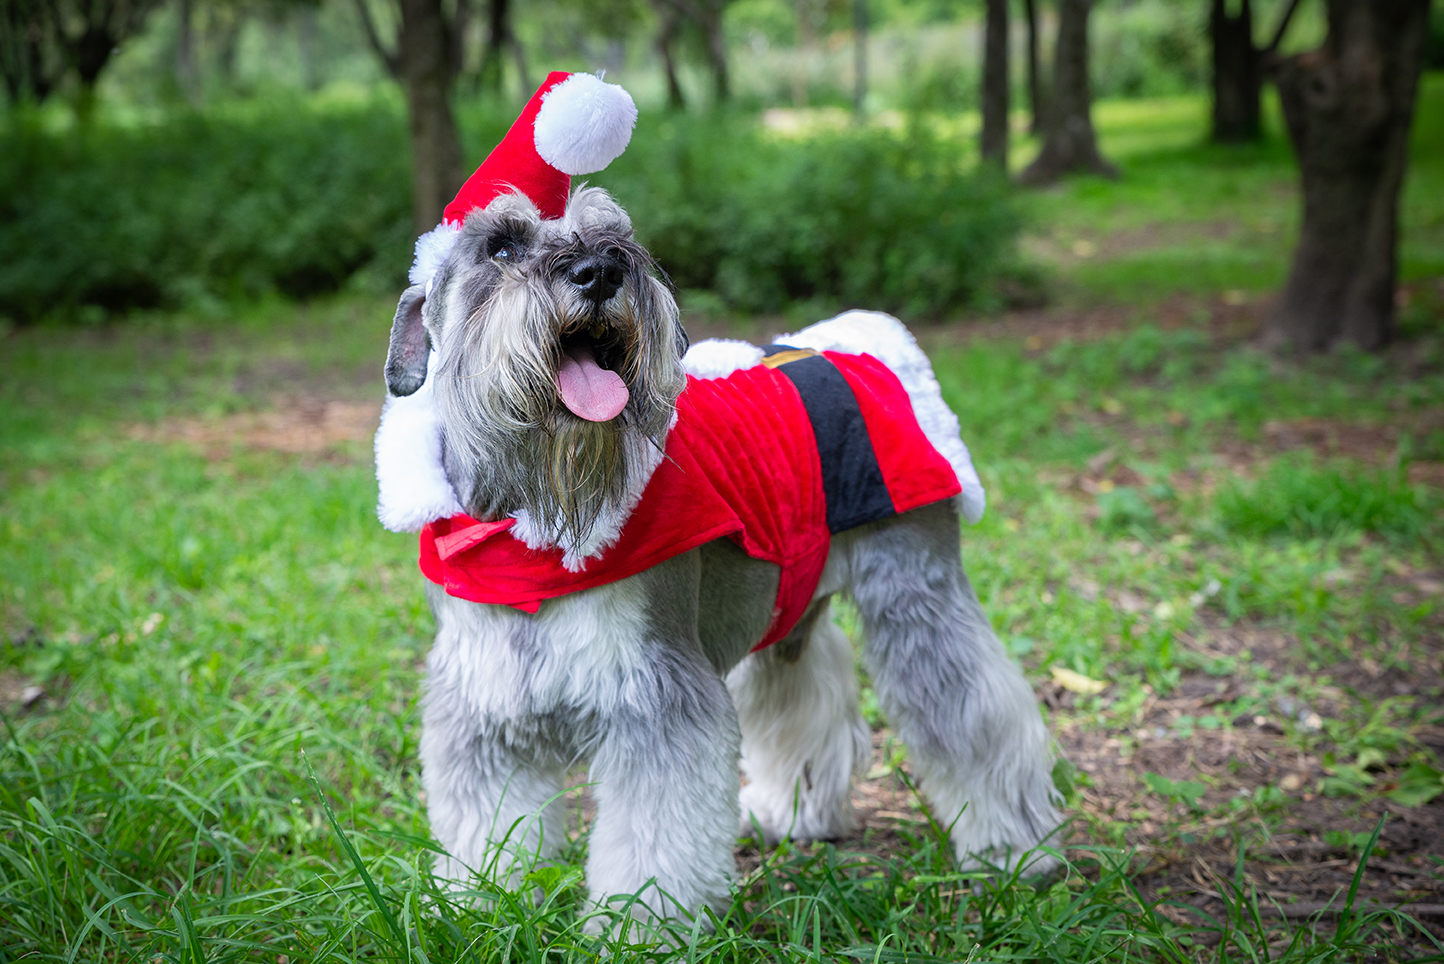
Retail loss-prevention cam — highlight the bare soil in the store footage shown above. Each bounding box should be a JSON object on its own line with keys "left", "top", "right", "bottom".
{"left": 130, "top": 396, "right": 381, "bottom": 458}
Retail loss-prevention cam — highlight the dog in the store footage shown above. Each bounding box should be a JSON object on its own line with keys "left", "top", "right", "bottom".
{"left": 373, "top": 184, "right": 1063, "bottom": 928}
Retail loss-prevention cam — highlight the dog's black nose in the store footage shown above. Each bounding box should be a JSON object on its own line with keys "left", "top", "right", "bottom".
{"left": 567, "top": 254, "right": 625, "bottom": 304}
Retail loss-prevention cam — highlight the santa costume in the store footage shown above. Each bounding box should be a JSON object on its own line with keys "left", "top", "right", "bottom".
{"left": 375, "top": 72, "right": 986, "bottom": 652}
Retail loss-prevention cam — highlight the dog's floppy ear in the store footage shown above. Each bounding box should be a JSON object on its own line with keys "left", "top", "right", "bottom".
{"left": 675, "top": 317, "right": 690, "bottom": 359}
{"left": 385, "top": 285, "right": 430, "bottom": 397}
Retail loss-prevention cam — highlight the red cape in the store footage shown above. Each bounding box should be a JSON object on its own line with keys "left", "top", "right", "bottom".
{"left": 419, "top": 351, "right": 961, "bottom": 651}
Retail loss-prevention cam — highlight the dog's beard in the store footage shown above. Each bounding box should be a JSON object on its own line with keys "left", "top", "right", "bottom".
{"left": 435, "top": 269, "right": 681, "bottom": 549}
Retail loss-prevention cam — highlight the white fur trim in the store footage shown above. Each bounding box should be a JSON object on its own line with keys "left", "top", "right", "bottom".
{"left": 509, "top": 415, "right": 675, "bottom": 572}
{"left": 534, "top": 73, "right": 638, "bottom": 176}
{"left": 411, "top": 222, "right": 462, "bottom": 289}
{"left": 780, "top": 310, "right": 987, "bottom": 524}
{"left": 374, "top": 355, "right": 464, "bottom": 532}
{"left": 682, "top": 338, "right": 765, "bottom": 379}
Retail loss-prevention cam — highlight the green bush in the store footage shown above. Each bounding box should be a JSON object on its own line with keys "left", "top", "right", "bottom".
{"left": 0, "top": 99, "right": 414, "bottom": 321}
{"left": 1, "top": 100, "right": 1019, "bottom": 322}
{"left": 599, "top": 112, "right": 1021, "bottom": 318}
{"left": 1214, "top": 455, "right": 1440, "bottom": 542}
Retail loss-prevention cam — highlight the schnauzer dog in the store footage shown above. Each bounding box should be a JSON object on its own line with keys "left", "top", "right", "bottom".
{"left": 376, "top": 187, "right": 1061, "bottom": 927}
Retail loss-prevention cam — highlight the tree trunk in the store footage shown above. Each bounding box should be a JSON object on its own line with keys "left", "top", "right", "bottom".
{"left": 1019, "top": 0, "right": 1114, "bottom": 184}
{"left": 398, "top": 0, "right": 463, "bottom": 235}
{"left": 1211, "top": 0, "right": 1261, "bottom": 142}
{"left": 176, "top": 0, "right": 199, "bottom": 102}
{"left": 214, "top": 7, "right": 243, "bottom": 87}
{"left": 852, "top": 0, "right": 866, "bottom": 119}
{"left": 1269, "top": 0, "right": 1431, "bottom": 352}
{"left": 478, "top": 0, "right": 508, "bottom": 93}
{"left": 698, "top": 3, "right": 728, "bottom": 103}
{"left": 657, "top": 0, "right": 730, "bottom": 104}
{"left": 1024, "top": 0, "right": 1042, "bottom": 136}
{"left": 656, "top": 1, "right": 685, "bottom": 109}
{"left": 2, "top": 0, "right": 59, "bottom": 104}
{"left": 980, "top": 0, "right": 1009, "bottom": 164}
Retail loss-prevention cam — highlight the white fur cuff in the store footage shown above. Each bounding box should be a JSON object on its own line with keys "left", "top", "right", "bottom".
{"left": 374, "top": 360, "right": 464, "bottom": 532}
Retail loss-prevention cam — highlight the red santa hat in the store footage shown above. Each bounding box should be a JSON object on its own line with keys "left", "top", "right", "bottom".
{"left": 410, "top": 71, "right": 638, "bottom": 288}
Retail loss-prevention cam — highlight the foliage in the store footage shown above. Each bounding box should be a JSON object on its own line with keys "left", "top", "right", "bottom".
{"left": 601, "top": 111, "right": 1022, "bottom": 318}
{"left": 0, "top": 97, "right": 412, "bottom": 321}
{"left": 0, "top": 100, "right": 1020, "bottom": 323}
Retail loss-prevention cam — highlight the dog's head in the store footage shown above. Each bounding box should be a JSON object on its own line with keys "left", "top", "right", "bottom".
{"left": 384, "top": 187, "right": 687, "bottom": 545}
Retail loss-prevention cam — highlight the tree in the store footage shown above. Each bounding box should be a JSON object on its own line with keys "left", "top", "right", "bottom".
{"left": 1269, "top": 0, "right": 1432, "bottom": 352}
{"left": 3, "top": 0, "right": 160, "bottom": 116}
{"left": 650, "top": 0, "right": 685, "bottom": 108}
{"left": 0, "top": 0, "right": 62, "bottom": 105}
{"left": 55, "top": 0, "right": 163, "bottom": 117}
{"left": 477, "top": 0, "right": 527, "bottom": 95}
{"left": 1019, "top": 0, "right": 1114, "bottom": 184}
{"left": 980, "top": 0, "right": 1008, "bottom": 165}
{"left": 1210, "top": 0, "right": 1302, "bottom": 143}
{"left": 354, "top": 0, "right": 468, "bottom": 236}
{"left": 1023, "top": 0, "right": 1042, "bottom": 136}
{"left": 652, "top": 0, "right": 732, "bottom": 103}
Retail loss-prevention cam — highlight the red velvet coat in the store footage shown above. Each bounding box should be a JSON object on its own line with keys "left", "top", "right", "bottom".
{"left": 419, "top": 350, "right": 961, "bottom": 651}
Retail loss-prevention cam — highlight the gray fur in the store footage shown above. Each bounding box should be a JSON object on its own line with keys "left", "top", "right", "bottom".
{"left": 696, "top": 538, "right": 779, "bottom": 674}
{"left": 385, "top": 284, "right": 430, "bottom": 397}
{"left": 410, "top": 188, "right": 1061, "bottom": 930}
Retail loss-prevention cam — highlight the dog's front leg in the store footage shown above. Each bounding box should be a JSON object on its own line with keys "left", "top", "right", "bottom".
{"left": 585, "top": 667, "right": 740, "bottom": 932}
{"left": 581, "top": 562, "right": 742, "bottom": 933}
{"left": 420, "top": 696, "right": 568, "bottom": 892}
{"left": 421, "top": 587, "right": 568, "bottom": 893}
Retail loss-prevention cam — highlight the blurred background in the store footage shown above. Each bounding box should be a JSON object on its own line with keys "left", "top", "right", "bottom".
{"left": 3, "top": 0, "right": 1440, "bottom": 345}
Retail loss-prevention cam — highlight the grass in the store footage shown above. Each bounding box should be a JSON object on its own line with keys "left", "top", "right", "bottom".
{"left": 3, "top": 91, "right": 1444, "bottom": 960}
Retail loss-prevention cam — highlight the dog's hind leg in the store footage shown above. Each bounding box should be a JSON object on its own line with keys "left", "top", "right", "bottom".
{"left": 845, "top": 501, "right": 1062, "bottom": 873}
{"left": 726, "top": 598, "right": 871, "bottom": 844}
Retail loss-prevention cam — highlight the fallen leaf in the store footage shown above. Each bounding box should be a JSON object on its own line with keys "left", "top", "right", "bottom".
{"left": 1051, "top": 666, "right": 1107, "bottom": 695}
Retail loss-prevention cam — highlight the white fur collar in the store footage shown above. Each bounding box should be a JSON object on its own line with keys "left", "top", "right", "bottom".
{"left": 682, "top": 338, "right": 764, "bottom": 379}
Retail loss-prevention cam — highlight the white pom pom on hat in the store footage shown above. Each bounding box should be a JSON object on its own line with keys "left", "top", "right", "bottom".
{"left": 409, "top": 71, "right": 638, "bottom": 289}
{"left": 534, "top": 73, "right": 639, "bottom": 176}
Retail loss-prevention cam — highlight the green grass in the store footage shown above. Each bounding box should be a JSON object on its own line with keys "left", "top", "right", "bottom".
{"left": 3, "top": 294, "right": 1441, "bottom": 960}
{"left": 4, "top": 92, "right": 1444, "bottom": 959}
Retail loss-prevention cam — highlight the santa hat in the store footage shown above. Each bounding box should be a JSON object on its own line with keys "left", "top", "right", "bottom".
{"left": 409, "top": 71, "right": 639, "bottom": 289}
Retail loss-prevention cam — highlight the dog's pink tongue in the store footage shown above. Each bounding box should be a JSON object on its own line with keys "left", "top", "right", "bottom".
{"left": 556, "top": 344, "right": 629, "bottom": 422}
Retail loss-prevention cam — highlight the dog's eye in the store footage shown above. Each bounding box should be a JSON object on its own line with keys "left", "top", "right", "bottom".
{"left": 487, "top": 234, "right": 525, "bottom": 263}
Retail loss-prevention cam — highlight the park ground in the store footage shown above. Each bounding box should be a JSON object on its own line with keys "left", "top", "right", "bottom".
{"left": 2, "top": 82, "right": 1443, "bottom": 959}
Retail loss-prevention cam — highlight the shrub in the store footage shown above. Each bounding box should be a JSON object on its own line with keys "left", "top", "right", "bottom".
{"left": 598, "top": 112, "right": 1021, "bottom": 318}
{"left": 0, "top": 99, "right": 414, "bottom": 321}
{"left": 1214, "top": 455, "right": 1440, "bottom": 542}
{"left": 1, "top": 100, "right": 1020, "bottom": 322}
